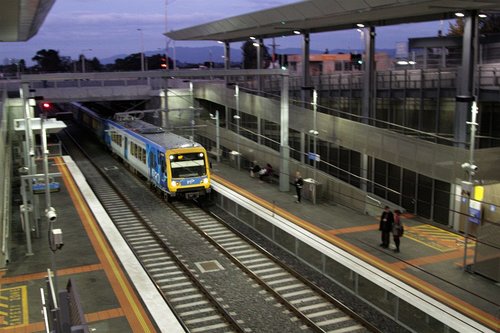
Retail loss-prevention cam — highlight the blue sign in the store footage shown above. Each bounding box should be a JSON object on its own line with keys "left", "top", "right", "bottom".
{"left": 308, "top": 152, "right": 320, "bottom": 162}
{"left": 468, "top": 200, "right": 481, "bottom": 224}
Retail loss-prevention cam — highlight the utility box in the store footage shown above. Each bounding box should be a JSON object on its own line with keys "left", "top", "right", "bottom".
{"left": 303, "top": 178, "right": 321, "bottom": 204}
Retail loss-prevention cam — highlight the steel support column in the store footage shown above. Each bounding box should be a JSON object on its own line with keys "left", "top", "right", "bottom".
{"left": 224, "top": 42, "right": 230, "bottom": 70}
{"left": 280, "top": 74, "right": 290, "bottom": 192}
{"left": 454, "top": 11, "right": 478, "bottom": 147}
{"left": 361, "top": 26, "right": 375, "bottom": 192}
{"left": 301, "top": 32, "right": 311, "bottom": 102}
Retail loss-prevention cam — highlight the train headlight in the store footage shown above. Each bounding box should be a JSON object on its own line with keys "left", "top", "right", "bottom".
{"left": 171, "top": 181, "right": 178, "bottom": 187}
{"left": 202, "top": 178, "right": 209, "bottom": 184}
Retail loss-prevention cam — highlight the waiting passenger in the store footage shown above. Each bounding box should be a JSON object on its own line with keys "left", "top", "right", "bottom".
{"left": 259, "top": 163, "right": 273, "bottom": 182}
{"left": 392, "top": 210, "right": 404, "bottom": 253}
{"left": 250, "top": 161, "right": 261, "bottom": 178}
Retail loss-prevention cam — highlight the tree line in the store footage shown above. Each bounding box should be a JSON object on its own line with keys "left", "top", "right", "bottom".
{"left": 0, "top": 49, "right": 175, "bottom": 77}
{"left": 1, "top": 41, "right": 273, "bottom": 77}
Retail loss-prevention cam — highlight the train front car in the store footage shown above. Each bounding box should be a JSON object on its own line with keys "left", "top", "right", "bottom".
{"left": 167, "top": 147, "right": 211, "bottom": 200}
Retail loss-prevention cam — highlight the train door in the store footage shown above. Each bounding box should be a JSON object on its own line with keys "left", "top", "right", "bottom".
{"left": 124, "top": 137, "right": 128, "bottom": 159}
{"left": 159, "top": 152, "right": 167, "bottom": 188}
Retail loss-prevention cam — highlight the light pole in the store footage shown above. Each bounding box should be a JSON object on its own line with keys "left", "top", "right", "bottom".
{"left": 210, "top": 110, "right": 220, "bottom": 163}
{"left": 137, "top": 28, "right": 145, "bottom": 71}
{"left": 461, "top": 98, "right": 479, "bottom": 272}
{"left": 235, "top": 84, "right": 241, "bottom": 170}
{"left": 80, "top": 49, "right": 92, "bottom": 73}
{"left": 309, "top": 89, "right": 319, "bottom": 182}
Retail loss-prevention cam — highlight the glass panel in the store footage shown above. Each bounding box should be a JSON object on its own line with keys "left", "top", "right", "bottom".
{"left": 274, "top": 227, "right": 296, "bottom": 254}
{"left": 398, "top": 299, "right": 447, "bottom": 333}
{"left": 357, "top": 274, "right": 396, "bottom": 315}
{"left": 222, "top": 197, "right": 236, "bottom": 216}
{"left": 417, "top": 174, "right": 432, "bottom": 219}
{"left": 324, "top": 256, "right": 355, "bottom": 291}
{"left": 433, "top": 179, "right": 450, "bottom": 225}
{"left": 237, "top": 205, "right": 254, "bottom": 227}
{"left": 255, "top": 216, "right": 273, "bottom": 238}
{"left": 297, "top": 240, "right": 323, "bottom": 270}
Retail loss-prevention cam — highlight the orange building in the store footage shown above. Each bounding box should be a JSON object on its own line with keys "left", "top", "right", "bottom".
{"left": 287, "top": 52, "right": 392, "bottom": 75}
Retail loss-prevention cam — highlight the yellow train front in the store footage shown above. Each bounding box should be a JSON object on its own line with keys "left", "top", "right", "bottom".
{"left": 166, "top": 147, "right": 211, "bottom": 200}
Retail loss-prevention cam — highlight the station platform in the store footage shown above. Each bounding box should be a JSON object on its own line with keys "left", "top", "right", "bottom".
{"left": 1, "top": 155, "right": 498, "bottom": 332}
{"left": 0, "top": 156, "right": 179, "bottom": 333}
{"left": 210, "top": 161, "right": 499, "bottom": 332}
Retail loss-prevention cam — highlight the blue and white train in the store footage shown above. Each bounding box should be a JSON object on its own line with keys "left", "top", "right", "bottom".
{"left": 74, "top": 104, "right": 211, "bottom": 200}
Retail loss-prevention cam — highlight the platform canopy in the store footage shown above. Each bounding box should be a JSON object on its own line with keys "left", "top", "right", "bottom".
{"left": 0, "top": 0, "right": 55, "bottom": 42}
{"left": 166, "top": 0, "right": 500, "bottom": 43}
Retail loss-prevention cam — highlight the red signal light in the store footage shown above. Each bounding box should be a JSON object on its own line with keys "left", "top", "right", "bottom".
{"left": 42, "top": 102, "right": 51, "bottom": 108}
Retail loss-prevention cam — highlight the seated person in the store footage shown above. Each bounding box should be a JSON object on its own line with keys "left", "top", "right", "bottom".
{"left": 250, "top": 161, "right": 261, "bottom": 177}
{"left": 259, "top": 163, "right": 273, "bottom": 181}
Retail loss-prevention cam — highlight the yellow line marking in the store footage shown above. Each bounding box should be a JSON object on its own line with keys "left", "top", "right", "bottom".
{"left": 56, "top": 156, "right": 154, "bottom": 332}
{"left": 212, "top": 174, "right": 499, "bottom": 330}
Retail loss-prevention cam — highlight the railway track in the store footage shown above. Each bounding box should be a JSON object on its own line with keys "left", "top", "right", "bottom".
{"left": 59, "top": 123, "right": 379, "bottom": 333}
{"left": 173, "top": 201, "right": 376, "bottom": 333}
{"left": 60, "top": 129, "right": 242, "bottom": 333}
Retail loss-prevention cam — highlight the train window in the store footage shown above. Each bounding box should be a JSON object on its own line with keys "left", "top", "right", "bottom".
{"left": 160, "top": 153, "right": 165, "bottom": 174}
{"left": 111, "top": 132, "right": 122, "bottom": 147}
{"left": 170, "top": 152, "right": 206, "bottom": 178}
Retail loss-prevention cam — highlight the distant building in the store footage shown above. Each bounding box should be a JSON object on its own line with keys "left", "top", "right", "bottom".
{"left": 287, "top": 52, "right": 392, "bottom": 75}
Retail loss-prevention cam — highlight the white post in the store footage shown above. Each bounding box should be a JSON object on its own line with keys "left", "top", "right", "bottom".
{"left": 138, "top": 28, "right": 145, "bottom": 72}
{"left": 235, "top": 84, "right": 241, "bottom": 170}
{"left": 312, "top": 89, "right": 318, "bottom": 181}
{"left": 462, "top": 100, "right": 479, "bottom": 271}
{"left": 215, "top": 110, "right": 220, "bottom": 163}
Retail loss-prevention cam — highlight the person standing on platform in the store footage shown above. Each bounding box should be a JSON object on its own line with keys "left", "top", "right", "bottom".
{"left": 379, "top": 206, "right": 394, "bottom": 248}
{"left": 392, "top": 210, "right": 404, "bottom": 253}
{"left": 294, "top": 171, "right": 304, "bottom": 203}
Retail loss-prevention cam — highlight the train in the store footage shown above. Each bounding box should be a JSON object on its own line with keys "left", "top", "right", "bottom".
{"left": 72, "top": 103, "right": 211, "bottom": 200}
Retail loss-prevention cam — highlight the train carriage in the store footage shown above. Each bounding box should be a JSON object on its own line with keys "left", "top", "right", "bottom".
{"left": 72, "top": 103, "right": 211, "bottom": 200}
{"left": 104, "top": 114, "right": 211, "bottom": 200}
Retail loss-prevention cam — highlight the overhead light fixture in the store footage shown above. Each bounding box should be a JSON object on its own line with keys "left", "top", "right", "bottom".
{"left": 455, "top": 12, "right": 465, "bottom": 17}
{"left": 356, "top": 23, "right": 365, "bottom": 28}
{"left": 478, "top": 13, "right": 487, "bottom": 18}
{"left": 397, "top": 60, "right": 409, "bottom": 65}
{"left": 217, "top": 40, "right": 224, "bottom": 44}
{"left": 249, "top": 36, "right": 256, "bottom": 40}
{"left": 253, "top": 42, "right": 259, "bottom": 47}
{"left": 293, "top": 30, "right": 301, "bottom": 35}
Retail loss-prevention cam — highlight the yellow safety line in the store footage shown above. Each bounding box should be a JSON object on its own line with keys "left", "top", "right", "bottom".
{"left": 55, "top": 157, "right": 154, "bottom": 332}
{"left": 21, "top": 286, "right": 27, "bottom": 326}
{"left": 212, "top": 174, "right": 499, "bottom": 330}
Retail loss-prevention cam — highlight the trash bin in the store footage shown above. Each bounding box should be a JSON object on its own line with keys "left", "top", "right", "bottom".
{"left": 303, "top": 178, "right": 321, "bottom": 204}
{"left": 229, "top": 151, "right": 241, "bottom": 169}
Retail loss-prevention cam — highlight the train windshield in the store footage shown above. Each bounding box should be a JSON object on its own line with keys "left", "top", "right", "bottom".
{"left": 170, "top": 153, "right": 206, "bottom": 178}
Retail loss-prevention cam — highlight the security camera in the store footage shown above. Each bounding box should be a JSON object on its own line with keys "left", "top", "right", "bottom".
{"left": 45, "top": 207, "right": 57, "bottom": 222}
{"left": 461, "top": 162, "right": 478, "bottom": 173}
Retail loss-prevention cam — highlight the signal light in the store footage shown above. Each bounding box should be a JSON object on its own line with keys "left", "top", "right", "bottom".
{"left": 42, "top": 102, "right": 51, "bottom": 109}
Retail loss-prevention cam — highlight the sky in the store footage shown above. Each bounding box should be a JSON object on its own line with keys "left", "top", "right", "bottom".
{"left": 0, "top": 0, "right": 452, "bottom": 65}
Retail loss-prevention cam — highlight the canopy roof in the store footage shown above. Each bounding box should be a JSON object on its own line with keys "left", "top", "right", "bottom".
{"left": 166, "top": 0, "right": 500, "bottom": 43}
{"left": 0, "top": 0, "right": 55, "bottom": 42}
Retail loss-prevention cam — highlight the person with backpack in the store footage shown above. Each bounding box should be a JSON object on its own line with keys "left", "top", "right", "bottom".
{"left": 392, "top": 209, "right": 404, "bottom": 253}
